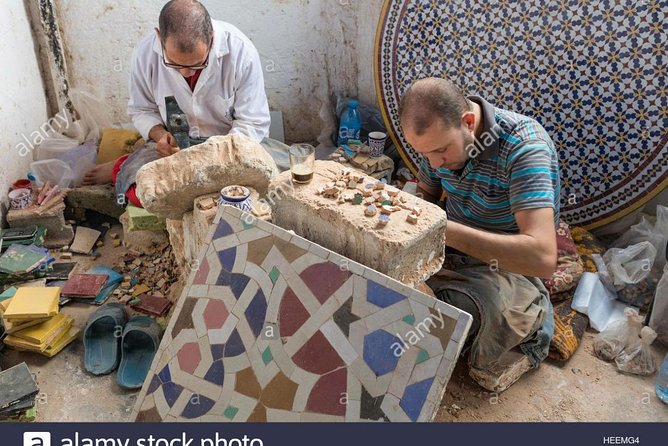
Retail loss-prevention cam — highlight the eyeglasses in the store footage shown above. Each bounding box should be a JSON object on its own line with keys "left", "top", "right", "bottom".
{"left": 161, "top": 37, "right": 213, "bottom": 70}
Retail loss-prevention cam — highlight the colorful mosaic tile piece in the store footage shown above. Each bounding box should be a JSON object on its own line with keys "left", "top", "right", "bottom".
{"left": 134, "top": 205, "right": 471, "bottom": 422}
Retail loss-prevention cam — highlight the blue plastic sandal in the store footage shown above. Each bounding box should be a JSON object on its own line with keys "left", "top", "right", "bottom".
{"left": 83, "top": 303, "right": 127, "bottom": 375}
{"left": 117, "top": 316, "right": 162, "bottom": 389}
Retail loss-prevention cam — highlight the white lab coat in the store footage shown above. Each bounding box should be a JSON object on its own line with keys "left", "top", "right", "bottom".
{"left": 127, "top": 20, "right": 270, "bottom": 142}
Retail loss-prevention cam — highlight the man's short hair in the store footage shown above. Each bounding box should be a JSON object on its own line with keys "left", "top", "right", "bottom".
{"left": 399, "top": 77, "right": 470, "bottom": 135}
{"left": 159, "top": 0, "right": 213, "bottom": 53}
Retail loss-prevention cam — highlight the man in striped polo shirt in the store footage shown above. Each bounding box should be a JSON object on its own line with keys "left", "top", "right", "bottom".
{"left": 400, "top": 77, "right": 559, "bottom": 390}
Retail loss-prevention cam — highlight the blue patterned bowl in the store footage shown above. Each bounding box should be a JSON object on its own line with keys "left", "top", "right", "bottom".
{"left": 218, "top": 186, "right": 253, "bottom": 213}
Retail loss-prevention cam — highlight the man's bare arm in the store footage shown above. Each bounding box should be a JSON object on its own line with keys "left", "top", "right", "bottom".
{"left": 444, "top": 207, "right": 557, "bottom": 278}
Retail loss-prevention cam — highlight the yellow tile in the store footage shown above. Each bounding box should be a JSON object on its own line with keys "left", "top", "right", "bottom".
{"left": 43, "top": 327, "right": 80, "bottom": 358}
{"left": 12, "top": 313, "right": 73, "bottom": 344}
{"left": 133, "top": 284, "right": 151, "bottom": 298}
{"left": 3, "top": 287, "right": 60, "bottom": 320}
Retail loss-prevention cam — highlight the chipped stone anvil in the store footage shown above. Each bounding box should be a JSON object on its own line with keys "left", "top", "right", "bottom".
{"left": 270, "top": 161, "right": 447, "bottom": 286}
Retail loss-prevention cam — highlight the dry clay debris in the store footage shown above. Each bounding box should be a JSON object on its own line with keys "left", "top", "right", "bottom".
{"left": 112, "top": 243, "right": 180, "bottom": 306}
{"left": 316, "top": 169, "right": 422, "bottom": 227}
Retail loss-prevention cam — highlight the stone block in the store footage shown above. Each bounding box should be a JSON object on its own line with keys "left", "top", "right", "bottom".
{"left": 65, "top": 185, "right": 124, "bottom": 219}
{"left": 269, "top": 161, "right": 447, "bottom": 286}
{"left": 119, "top": 212, "right": 168, "bottom": 253}
{"left": 126, "top": 204, "right": 166, "bottom": 232}
{"left": 6, "top": 202, "right": 73, "bottom": 248}
{"left": 135, "top": 134, "right": 279, "bottom": 220}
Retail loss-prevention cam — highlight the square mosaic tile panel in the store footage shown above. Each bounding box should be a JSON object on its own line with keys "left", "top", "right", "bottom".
{"left": 133, "top": 205, "right": 471, "bottom": 422}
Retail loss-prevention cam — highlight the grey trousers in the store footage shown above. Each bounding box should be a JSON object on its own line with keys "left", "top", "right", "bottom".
{"left": 427, "top": 256, "right": 554, "bottom": 370}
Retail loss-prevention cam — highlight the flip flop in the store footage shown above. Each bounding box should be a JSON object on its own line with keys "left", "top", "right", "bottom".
{"left": 117, "top": 316, "right": 162, "bottom": 389}
{"left": 83, "top": 303, "right": 127, "bottom": 375}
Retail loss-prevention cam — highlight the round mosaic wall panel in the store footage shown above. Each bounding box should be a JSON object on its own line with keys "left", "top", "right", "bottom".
{"left": 375, "top": 0, "right": 667, "bottom": 228}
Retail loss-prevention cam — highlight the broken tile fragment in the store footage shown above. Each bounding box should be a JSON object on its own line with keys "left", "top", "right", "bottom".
{"left": 407, "top": 214, "right": 419, "bottom": 224}
{"left": 364, "top": 205, "right": 378, "bottom": 217}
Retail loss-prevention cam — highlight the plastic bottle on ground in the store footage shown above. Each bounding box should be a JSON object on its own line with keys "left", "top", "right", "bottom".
{"left": 656, "top": 352, "right": 668, "bottom": 404}
{"left": 337, "top": 99, "right": 361, "bottom": 146}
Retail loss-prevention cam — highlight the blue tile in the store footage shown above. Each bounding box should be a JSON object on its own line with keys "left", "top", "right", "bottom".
{"left": 216, "top": 270, "right": 231, "bottom": 286}
{"left": 244, "top": 289, "right": 267, "bottom": 337}
{"left": 181, "top": 394, "right": 215, "bottom": 419}
{"left": 158, "top": 364, "right": 171, "bottom": 383}
{"left": 367, "top": 280, "right": 406, "bottom": 308}
{"left": 399, "top": 378, "right": 434, "bottom": 422}
{"left": 218, "top": 247, "right": 237, "bottom": 272}
{"left": 213, "top": 220, "right": 233, "bottom": 240}
{"left": 146, "top": 375, "right": 162, "bottom": 395}
{"left": 363, "top": 330, "right": 401, "bottom": 376}
{"left": 230, "top": 273, "right": 250, "bottom": 299}
{"left": 162, "top": 381, "right": 183, "bottom": 407}
{"left": 210, "top": 344, "right": 225, "bottom": 360}
{"left": 224, "top": 329, "right": 245, "bottom": 357}
{"left": 203, "top": 360, "right": 225, "bottom": 386}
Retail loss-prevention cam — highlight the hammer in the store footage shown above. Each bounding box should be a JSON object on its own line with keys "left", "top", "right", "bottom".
{"left": 165, "top": 96, "right": 191, "bottom": 149}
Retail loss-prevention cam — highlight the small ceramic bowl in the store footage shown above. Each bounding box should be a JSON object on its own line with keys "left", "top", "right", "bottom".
{"left": 9, "top": 188, "right": 31, "bottom": 210}
{"left": 11, "top": 179, "right": 32, "bottom": 191}
{"left": 218, "top": 185, "right": 253, "bottom": 213}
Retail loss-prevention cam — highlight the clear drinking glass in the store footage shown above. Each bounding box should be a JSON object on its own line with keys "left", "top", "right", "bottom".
{"left": 289, "top": 144, "right": 315, "bottom": 184}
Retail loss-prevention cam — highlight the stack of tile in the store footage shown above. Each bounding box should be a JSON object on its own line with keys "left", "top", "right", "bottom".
{"left": 0, "top": 362, "right": 39, "bottom": 421}
{"left": 60, "top": 273, "right": 109, "bottom": 303}
{"left": 1, "top": 287, "right": 78, "bottom": 357}
{"left": 0, "top": 244, "right": 55, "bottom": 287}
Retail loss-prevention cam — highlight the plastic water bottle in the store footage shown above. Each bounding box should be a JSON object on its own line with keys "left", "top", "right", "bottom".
{"left": 657, "top": 353, "right": 668, "bottom": 404}
{"left": 337, "top": 99, "right": 361, "bottom": 146}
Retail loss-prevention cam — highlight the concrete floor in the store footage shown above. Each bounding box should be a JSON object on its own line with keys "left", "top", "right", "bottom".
{"left": 1, "top": 223, "right": 667, "bottom": 422}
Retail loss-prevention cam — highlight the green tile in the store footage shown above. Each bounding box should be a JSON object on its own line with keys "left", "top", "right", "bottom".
{"left": 223, "top": 405, "right": 239, "bottom": 420}
{"left": 269, "top": 266, "right": 280, "bottom": 284}
{"left": 402, "top": 314, "right": 415, "bottom": 325}
{"left": 416, "top": 349, "right": 429, "bottom": 364}
{"left": 262, "top": 346, "right": 273, "bottom": 365}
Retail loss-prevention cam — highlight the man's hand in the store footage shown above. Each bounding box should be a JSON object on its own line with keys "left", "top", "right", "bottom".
{"left": 156, "top": 131, "right": 179, "bottom": 157}
{"left": 149, "top": 124, "right": 180, "bottom": 157}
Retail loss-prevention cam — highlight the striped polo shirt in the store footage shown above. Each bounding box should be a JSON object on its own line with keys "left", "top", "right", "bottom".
{"left": 418, "top": 96, "right": 561, "bottom": 234}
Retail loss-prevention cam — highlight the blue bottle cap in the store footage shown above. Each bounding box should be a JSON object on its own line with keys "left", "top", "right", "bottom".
{"left": 348, "top": 99, "right": 358, "bottom": 108}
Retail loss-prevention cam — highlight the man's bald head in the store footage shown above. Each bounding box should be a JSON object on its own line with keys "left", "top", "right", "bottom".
{"left": 399, "top": 77, "right": 470, "bottom": 135}
{"left": 159, "top": 0, "right": 213, "bottom": 53}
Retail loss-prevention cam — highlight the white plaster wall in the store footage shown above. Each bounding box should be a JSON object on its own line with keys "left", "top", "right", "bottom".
{"left": 55, "top": 0, "right": 362, "bottom": 143}
{"left": 0, "top": 1, "right": 49, "bottom": 223}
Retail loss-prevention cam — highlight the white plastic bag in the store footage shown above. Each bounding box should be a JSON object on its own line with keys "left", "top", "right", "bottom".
{"left": 649, "top": 264, "right": 668, "bottom": 346}
{"left": 613, "top": 206, "right": 668, "bottom": 271}
{"left": 571, "top": 272, "right": 628, "bottom": 331}
{"left": 35, "top": 133, "right": 80, "bottom": 161}
{"left": 30, "top": 159, "right": 74, "bottom": 188}
{"left": 58, "top": 142, "right": 98, "bottom": 187}
{"left": 593, "top": 307, "right": 643, "bottom": 361}
{"left": 70, "top": 89, "right": 113, "bottom": 143}
{"left": 615, "top": 326, "right": 658, "bottom": 375}
{"left": 603, "top": 241, "right": 657, "bottom": 287}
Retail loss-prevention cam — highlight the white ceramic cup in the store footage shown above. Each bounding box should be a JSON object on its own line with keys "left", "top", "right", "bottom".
{"left": 9, "top": 188, "right": 31, "bottom": 210}
{"left": 368, "top": 132, "right": 388, "bottom": 157}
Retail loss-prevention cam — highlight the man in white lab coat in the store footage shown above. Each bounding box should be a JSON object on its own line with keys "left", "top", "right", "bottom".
{"left": 83, "top": 0, "right": 274, "bottom": 196}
